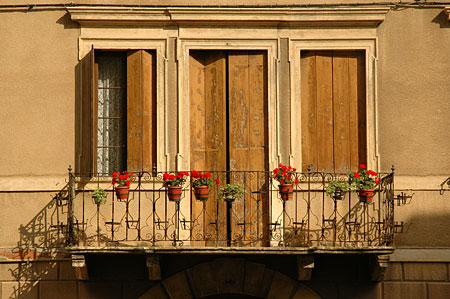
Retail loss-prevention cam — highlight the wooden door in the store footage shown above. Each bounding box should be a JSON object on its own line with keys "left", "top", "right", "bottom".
{"left": 301, "top": 50, "right": 366, "bottom": 173}
{"left": 189, "top": 50, "right": 268, "bottom": 246}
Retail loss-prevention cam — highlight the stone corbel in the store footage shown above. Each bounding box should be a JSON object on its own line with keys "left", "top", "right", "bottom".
{"left": 72, "top": 254, "right": 89, "bottom": 280}
{"left": 147, "top": 254, "right": 162, "bottom": 280}
{"left": 445, "top": 7, "right": 450, "bottom": 21}
{"left": 297, "top": 255, "right": 314, "bottom": 281}
{"left": 370, "top": 254, "right": 390, "bottom": 281}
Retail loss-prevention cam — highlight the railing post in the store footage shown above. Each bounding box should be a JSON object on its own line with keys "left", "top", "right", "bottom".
{"left": 66, "top": 166, "right": 76, "bottom": 246}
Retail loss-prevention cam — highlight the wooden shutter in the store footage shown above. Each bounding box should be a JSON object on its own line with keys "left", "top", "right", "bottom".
{"left": 189, "top": 51, "right": 227, "bottom": 246}
{"left": 301, "top": 50, "right": 366, "bottom": 173}
{"left": 79, "top": 48, "right": 97, "bottom": 176}
{"left": 228, "top": 51, "right": 268, "bottom": 246}
{"left": 127, "top": 50, "right": 157, "bottom": 172}
{"left": 190, "top": 51, "right": 227, "bottom": 172}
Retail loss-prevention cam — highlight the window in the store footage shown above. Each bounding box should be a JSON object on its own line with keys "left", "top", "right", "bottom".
{"left": 300, "top": 50, "right": 366, "bottom": 173}
{"left": 79, "top": 49, "right": 156, "bottom": 175}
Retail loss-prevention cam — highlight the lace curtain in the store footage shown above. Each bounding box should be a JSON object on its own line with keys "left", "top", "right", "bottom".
{"left": 97, "top": 54, "right": 126, "bottom": 175}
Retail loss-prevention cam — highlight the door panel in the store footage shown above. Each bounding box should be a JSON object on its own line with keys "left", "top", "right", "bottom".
{"left": 190, "top": 50, "right": 268, "bottom": 246}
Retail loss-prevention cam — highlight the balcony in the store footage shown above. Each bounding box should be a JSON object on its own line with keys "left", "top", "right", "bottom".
{"left": 64, "top": 169, "right": 395, "bottom": 256}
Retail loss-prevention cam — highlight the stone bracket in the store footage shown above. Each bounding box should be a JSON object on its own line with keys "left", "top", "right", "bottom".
{"left": 297, "top": 255, "right": 314, "bottom": 281}
{"left": 147, "top": 254, "right": 162, "bottom": 281}
{"left": 370, "top": 254, "right": 390, "bottom": 281}
{"left": 72, "top": 254, "right": 89, "bottom": 280}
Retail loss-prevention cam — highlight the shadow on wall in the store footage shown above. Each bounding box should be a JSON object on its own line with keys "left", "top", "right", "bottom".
{"left": 9, "top": 186, "right": 71, "bottom": 298}
{"left": 432, "top": 10, "right": 450, "bottom": 29}
{"left": 394, "top": 211, "right": 450, "bottom": 247}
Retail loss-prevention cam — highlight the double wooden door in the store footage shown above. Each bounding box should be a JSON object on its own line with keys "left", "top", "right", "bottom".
{"left": 189, "top": 50, "right": 268, "bottom": 246}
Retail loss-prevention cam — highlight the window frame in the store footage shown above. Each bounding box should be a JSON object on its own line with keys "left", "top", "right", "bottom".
{"left": 78, "top": 40, "right": 167, "bottom": 174}
{"left": 290, "top": 38, "right": 379, "bottom": 172}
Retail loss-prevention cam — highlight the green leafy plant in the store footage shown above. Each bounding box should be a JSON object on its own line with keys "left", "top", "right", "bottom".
{"left": 218, "top": 183, "right": 246, "bottom": 201}
{"left": 90, "top": 188, "right": 107, "bottom": 206}
{"left": 325, "top": 181, "right": 350, "bottom": 195}
{"left": 349, "top": 164, "right": 379, "bottom": 191}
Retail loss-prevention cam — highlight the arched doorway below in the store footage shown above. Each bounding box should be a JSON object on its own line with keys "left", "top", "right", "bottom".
{"left": 140, "top": 258, "right": 320, "bottom": 299}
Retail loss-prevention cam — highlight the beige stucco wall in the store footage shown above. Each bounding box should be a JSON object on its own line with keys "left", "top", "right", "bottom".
{"left": 377, "top": 8, "right": 450, "bottom": 176}
{"left": 0, "top": 7, "right": 450, "bottom": 251}
{"left": 0, "top": 10, "right": 79, "bottom": 177}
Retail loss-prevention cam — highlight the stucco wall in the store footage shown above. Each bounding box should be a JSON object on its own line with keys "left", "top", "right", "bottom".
{"left": 1, "top": 3, "right": 450, "bottom": 260}
{"left": 377, "top": 8, "right": 450, "bottom": 175}
{"left": 0, "top": 10, "right": 79, "bottom": 177}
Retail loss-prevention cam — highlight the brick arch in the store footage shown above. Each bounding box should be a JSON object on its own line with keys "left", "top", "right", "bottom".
{"left": 139, "top": 258, "right": 320, "bottom": 299}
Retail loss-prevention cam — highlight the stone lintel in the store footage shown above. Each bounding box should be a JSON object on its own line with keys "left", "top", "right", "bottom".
{"left": 297, "top": 255, "right": 314, "bottom": 281}
{"left": 68, "top": 6, "right": 390, "bottom": 27}
{"left": 146, "top": 254, "right": 162, "bottom": 281}
{"left": 71, "top": 254, "right": 88, "bottom": 280}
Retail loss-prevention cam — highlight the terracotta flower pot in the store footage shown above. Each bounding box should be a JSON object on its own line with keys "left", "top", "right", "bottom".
{"left": 279, "top": 184, "right": 293, "bottom": 201}
{"left": 115, "top": 186, "right": 130, "bottom": 201}
{"left": 167, "top": 186, "right": 183, "bottom": 202}
{"left": 194, "top": 186, "right": 209, "bottom": 201}
{"left": 358, "top": 189, "right": 375, "bottom": 203}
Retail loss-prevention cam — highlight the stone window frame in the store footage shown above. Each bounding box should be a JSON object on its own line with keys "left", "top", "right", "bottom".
{"left": 78, "top": 38, "right": 168, "bottom": 172}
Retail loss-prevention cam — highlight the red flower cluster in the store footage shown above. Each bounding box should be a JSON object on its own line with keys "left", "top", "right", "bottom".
{"left": 112, "top": 171, "right": 134, "bottom": 187}
{"left": 273, "top": 163, "right": 299, "bottom": 185}
{"left": 191, "top": 170, "right": 220, "bottom": 188}
{"left": 163, "top": 171, "right": 189, "bottom": 187}
{"left": 350, "top": 164, "right": 379, "bottom": 190}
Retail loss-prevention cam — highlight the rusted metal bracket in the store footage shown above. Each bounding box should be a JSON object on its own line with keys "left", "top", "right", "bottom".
{"left": 72, "top": 254, "right": 89, "bottom": 280}
{"left": 370, "top": 254, "right": 390, "bottom": 281}
{"left": 146, "top": 254, "right": 162, "bottom": 281}
{"left": 297, "top": 255, "right": 314, "bottom": 281}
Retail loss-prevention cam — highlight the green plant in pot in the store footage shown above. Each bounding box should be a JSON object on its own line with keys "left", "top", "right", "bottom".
{"left": 325, "top": 181, "right": 350, "bottom": 200}
{"left": 90, "top": 188, "right": 107, "bottom": 207}
{"left": 218, "top": 183, "right": 246, "bottom": 202}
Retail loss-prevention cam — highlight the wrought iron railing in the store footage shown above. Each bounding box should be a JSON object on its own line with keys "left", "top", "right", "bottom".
{"left": 65, "top": 169, "right": 394, "bottom": 248}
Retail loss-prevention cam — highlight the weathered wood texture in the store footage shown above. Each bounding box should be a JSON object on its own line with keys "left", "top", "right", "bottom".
{"left": 80, "top": 49, "right": 97, "bottom": 175}
{"left": 189, "top": 50, "right": 268, "bottom": 246}
{"left": 127, "top": 50, "right": 157, "bottom": 173}
{"left": 189, "top": 51, "right": 227, "bottom": 246}
{"left": 301, "top": 50, "right": 366, "bottom": 173}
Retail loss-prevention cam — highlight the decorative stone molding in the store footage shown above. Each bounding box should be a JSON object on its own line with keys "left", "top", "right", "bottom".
{"left": 297, "top": 255, "right": 315, "bottom": 281}
{"left": 370, "top": 254, "right": 390, "bottom": 281}
{"left": 72, "top": 254, "right": 88, "bottom": 280}
{"left": 68, "top": 6, "right": 390, "bottom": 28}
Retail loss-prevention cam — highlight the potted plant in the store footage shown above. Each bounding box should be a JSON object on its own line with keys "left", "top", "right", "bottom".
{"left": 218, "top": 183, "right": 245, "bottom": 202}
{"left": 163, "top": 172, "right": 189, "bottom": 201}
{"left": 191, "top": 170, "right": 220, "bottom": 201}
{"left": 272, "top": 163, "right": 299, "bottom": 200}
{"left": 349, "top": 164, "right": 380, "bottom": 203}
{"left": 112, "top": 171, "right": 134, "bottom": 201}
{"left": 325, "top": 181, "right": 350, "bottom": 201}
{"left": 90, "top": 188, "right": 107, "bottom": 207}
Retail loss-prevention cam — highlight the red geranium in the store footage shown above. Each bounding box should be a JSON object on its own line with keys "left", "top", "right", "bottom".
{"left": 163, "top": 171, "right": 189, "bottom": 187}
{"left": 112, "top": 171, "right": 134, "bottom": 187}
{"left": 191, "top": 170, "right": 218, "bottom": 187}
{"left": 349, "top": 165, "right": 379, "bottom": 190}
{"left": 272, "top": 163, "right": 298, "bottom": 185}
